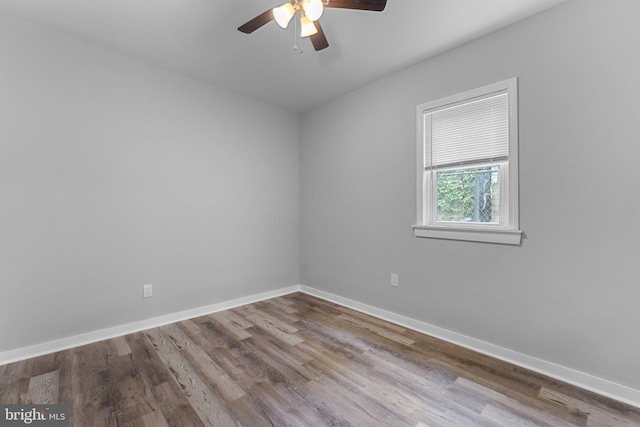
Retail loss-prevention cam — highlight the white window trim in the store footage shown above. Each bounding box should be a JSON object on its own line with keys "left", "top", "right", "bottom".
{"left": 413, "top": 78, "right": 522, "bottom": 245}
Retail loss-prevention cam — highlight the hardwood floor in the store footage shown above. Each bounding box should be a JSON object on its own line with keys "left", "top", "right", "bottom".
{"left": 1, "top": 292, "right": 639, "bottom": 426}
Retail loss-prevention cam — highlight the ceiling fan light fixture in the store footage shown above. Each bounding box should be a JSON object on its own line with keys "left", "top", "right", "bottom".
{"left": 302, "top": 0, "right": 324, "bottom": 21}
{"left": 299, "top": 15, "right": 318, "bottom": 37}
{"left": 273, "top": 3, "right": 295, "bottom": 29}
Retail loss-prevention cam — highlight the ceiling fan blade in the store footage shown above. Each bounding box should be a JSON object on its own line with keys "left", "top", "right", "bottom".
{"left": 238, "top": 9, "right": 275, "bottom": 34}
{"left": 310, "top": 21, "right": 329, "bottom": 51}
{"left": 324, "top": 0, "right": 386, "bottom": 12}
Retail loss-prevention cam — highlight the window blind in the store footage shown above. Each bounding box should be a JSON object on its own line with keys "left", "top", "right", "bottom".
{"left": 424, "top": 92, "right": 509, "bottom": 169}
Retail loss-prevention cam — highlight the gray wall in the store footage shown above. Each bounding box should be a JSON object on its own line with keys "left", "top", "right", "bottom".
{"left": 0, "top": 13, "right": 300, "bottom": 352}
{"left": 300, "top": 0, "right": 640, "bottom": 390}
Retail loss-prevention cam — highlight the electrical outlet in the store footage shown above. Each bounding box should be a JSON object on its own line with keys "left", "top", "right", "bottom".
{"left": 143, "top": 284, "right": 153, "bottom": 298}
{"left": 390, "top": 273, "right": 399, "bottom": 287}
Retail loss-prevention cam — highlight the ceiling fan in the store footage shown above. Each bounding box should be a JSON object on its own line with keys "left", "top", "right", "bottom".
{"left": 238, "top": 0, "right": 387, "bottom": 51}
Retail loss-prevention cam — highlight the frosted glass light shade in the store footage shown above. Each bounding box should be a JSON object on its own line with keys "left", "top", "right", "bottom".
{"left": 300, "top": 15, "right": 318, "bottom": 37}
{"left": 273, "top": 3, "right": 295, "bottom": 28}
{"left": 302, "top": 0, "right": 323, "bottom": 21}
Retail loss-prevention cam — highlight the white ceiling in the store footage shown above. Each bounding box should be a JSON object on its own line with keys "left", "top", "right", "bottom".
{"left": 0, "top": 0, "right": 567, "bottom": 112}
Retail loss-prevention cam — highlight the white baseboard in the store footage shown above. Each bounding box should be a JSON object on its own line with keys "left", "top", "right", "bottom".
{"left": 2, "top": 283, "right": 638, "bottom": 409}
{"left": 299, "top": 285, "right": 640, "bottom": 409}
{"left": 0, "top": 285, "right": 300, "bottom": 366}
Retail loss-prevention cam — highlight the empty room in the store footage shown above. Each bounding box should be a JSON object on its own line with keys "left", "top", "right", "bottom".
{"left": 1, "top": 0, "right": 639, "bottom": 425}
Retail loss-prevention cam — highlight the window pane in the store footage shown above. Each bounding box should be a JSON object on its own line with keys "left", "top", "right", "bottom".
{"left": 435, "top": 166, "right": 500, "bottom": 223}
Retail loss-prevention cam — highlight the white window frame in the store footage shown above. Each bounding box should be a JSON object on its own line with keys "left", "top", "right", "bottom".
{"left": 413, "top": 78, "right": 522, "bottom": 245}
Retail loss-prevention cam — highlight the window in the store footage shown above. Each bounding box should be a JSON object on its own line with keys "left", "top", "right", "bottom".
{"left": 413, "top": 78, "right": 522, "bottom": 244}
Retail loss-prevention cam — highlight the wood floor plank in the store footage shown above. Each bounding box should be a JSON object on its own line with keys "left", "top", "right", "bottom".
{"left": 0, "top": 358, "right": 32, "bottom": 404}
{"left": 150, "top": 381, "right": 205, "bottom": 427}
{"left": 264, "top": 297, "right": 298, "bottom": 314}
{"left": 481, "top": 402, "right": 546, "bottom": 427}
{"left": 186, "top": 333, "right": 246, "bottom": 382}
{"left": 217, "top": 309, "right": 254, "bottom": 330}
{"left": 178, "top": 319, "right": 203, "bottom": 337}
{"left": 25, "top": 370, "right": 59, "bottom": 404}
{"left": 104, "top": 355, "right": 160, "bottom": 425}
{"left": 306, "top": 366, "right": 415, "bottom": 426}
{"left": 70, "top": 391, "right": 115, "bottom": 427}
{"left": 29, "top": 353, "right": 58, "bottom": 377}
{"left": 237, "top": 304, "right": 300, "bottom": 334}
{"left": 539, "top": 387, "right": 640, "bottom": 426}
{"left": 295, "top": 313, "right": 375, "bottom": 356}
{"left": 241, "top": 382, "right": 313, "bottom": 426}
{"left": 56, "top": 349, "right": 74, "bottom": 404}
{"left": 165, "top": 323, "right": 246, "bottom": 402}
{"left": 195, "top": 318, "right": 244, "bottom": 350}
{"left": 110, "top": 336, "right": 132, "bottom": 357}
{"left": 127, "top": 335, "right": 173, "bottom": 387}
{"left": 0, "top": 358, "right": 31, "bottom": 383}
{"left": 139, "top": 408, "right": 170, "bottom": 427}
{"left": 1, "top": 292, "right": 638, "bottom": 426}
{"left": 143, "top": 328, "right": 238, "bottom": 426}
{"left": 297, "top": 374, "right": 392, "bottom": 425}
{"left": 240, "top": 336, "right": 316, "bottom": 386}
{"left": 455, "top": 376, "right": 583, "bottom": 426}
{"left": 540, "top": 381, "right": 640, "bottom": 425}
{"left": 206, "top": 311, "right": 253, "bottom": 341}
{"left": 0, "top": 379, "right": 26, "bottom": 404}
{"left": 235, "top": 310, "right": 304, "bottom": 346}
{"left": 254, "top": 300, "right": 301, "bottom": 324}
{"left": 69, "top": 340, "right": 110, "bottom": 396}
{"left": 220, "top": 393, "right": 273, "bottom": 426}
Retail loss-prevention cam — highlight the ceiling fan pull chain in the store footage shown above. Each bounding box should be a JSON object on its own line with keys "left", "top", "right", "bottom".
{"left": 293, "top": 16, "right": 303, "bottom": 53}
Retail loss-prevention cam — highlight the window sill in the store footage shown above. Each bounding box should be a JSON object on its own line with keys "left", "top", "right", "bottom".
{"left": 412, "top": 225, "right": 522, "bottom": 245}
